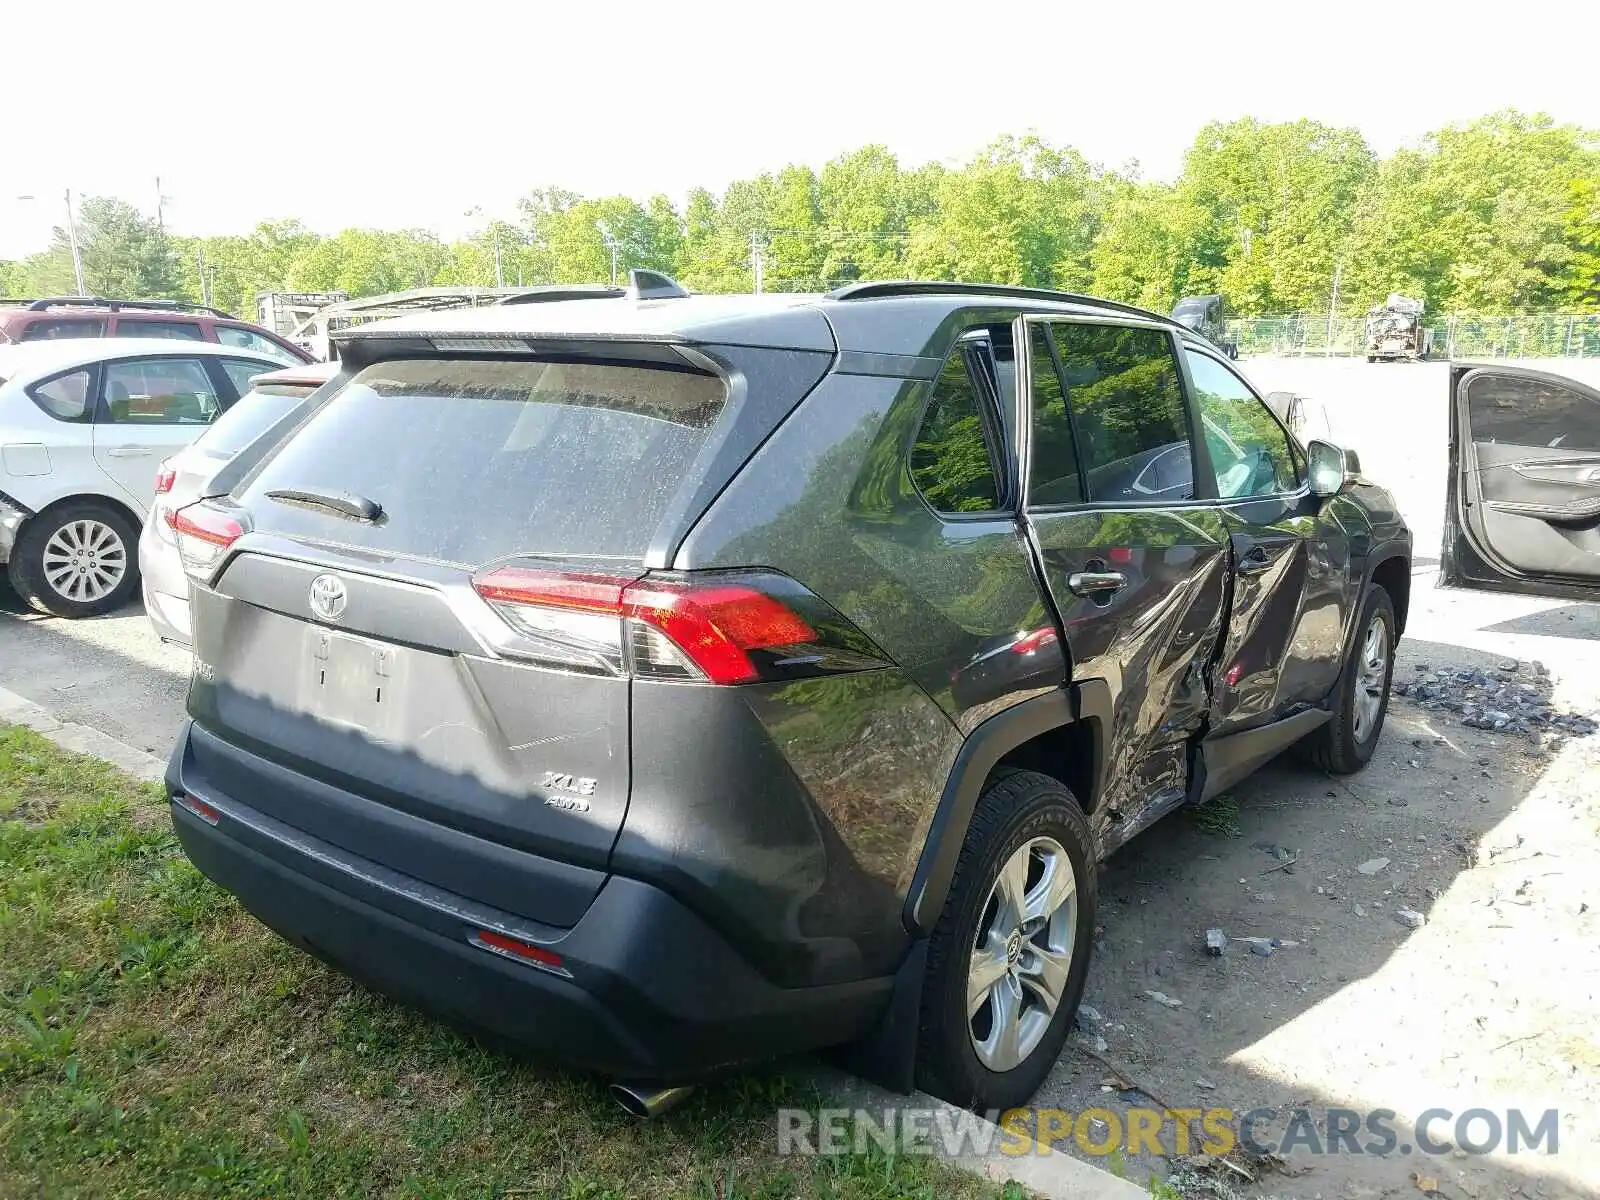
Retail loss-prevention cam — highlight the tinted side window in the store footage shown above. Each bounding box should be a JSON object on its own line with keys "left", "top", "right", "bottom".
{"left": 102, "top": 358, "right": 221, "bottom": 425}
{"left": 218, "top": 325, "right": 299, "bottom": 363}
{"left": 1185, "top": 351, "right": 1300, "bottom": 498}
{"left": 1051, "top": 323, "right": 1192, "bottom": 503}
{"left": 1027, "top": 323, "right": 1084, "bottom": 506}
{"left": 910, "top": 349, "right": 1001, "bottom": 513}
{"left": 1467, "top": 374, "right": 1600, "bottom": 452}
{"left": 21, "top": 318, "right": 105, "bottom": 340}
{"left": 117, "top": 319, "right": 205, "bottom": 341}
{"left": 221, "top": 358, "right": 277, "bottom": 396}
{"left": 29, "top": 368, "right": 94, "bottom": 422}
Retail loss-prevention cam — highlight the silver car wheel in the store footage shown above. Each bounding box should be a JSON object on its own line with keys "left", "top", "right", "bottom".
{"left": 42, "top": 518, "right": 127, "bottom": 604}
{"left": 1352, "top": 613, "right": 1389, "bottom": 743}
{"left": 967, "top": 835, "right": 1078, "bottom": 1073}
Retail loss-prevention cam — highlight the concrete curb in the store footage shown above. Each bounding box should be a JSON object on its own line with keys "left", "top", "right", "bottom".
{"left": 805, "top": 1066, "right": 1150, "bottom": 1200}
{"left": 0, "top": 685, "right": 166, "bottom": 784}
{"left": 0, "top": 691, "right": 1144, "bottom": 1199}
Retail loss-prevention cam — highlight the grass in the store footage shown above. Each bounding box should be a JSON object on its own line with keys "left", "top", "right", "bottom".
{"left": 1187, "top": 793, "right": 1241, "bottom": 837}
{"left": 0, "top": 725, "right": 1013, "bottom": 1199}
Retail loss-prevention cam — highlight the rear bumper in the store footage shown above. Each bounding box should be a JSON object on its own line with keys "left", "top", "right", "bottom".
{"left": 166, "top": 721, "right": 892, "bottom": 1080}
{"left": 138, "top": 519, "right": 191, "bottom": 645}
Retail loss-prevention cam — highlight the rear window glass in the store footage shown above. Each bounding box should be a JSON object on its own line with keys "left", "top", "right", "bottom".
{"left": 241, "top": 357, "right": 727, "bottom": 564}
{"left": 193, "top": 386, "right": 311, "bottom": 457}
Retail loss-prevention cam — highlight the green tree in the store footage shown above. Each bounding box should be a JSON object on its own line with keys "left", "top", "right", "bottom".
{"left": 1174, "top": 118, "right": 1376, "bottom": 314}
{"left": 1342, "top": 111, "right": 1597, "bottom": 313}
{"left": 0, "top": 260, "right": 27, "bottom": 298}
{"left": 22, "top": 196, "right": 182, "bottom": 299}
{"left": 1562, "top": 178, "right": 1600, "bottom": 310}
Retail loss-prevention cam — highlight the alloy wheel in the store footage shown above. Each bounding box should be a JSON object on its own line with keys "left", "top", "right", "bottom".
{"left": 967, "top": 835, "right": 1078, "bottom": 1073}
{"left": 42, "top": 519, "right": 127, "bottom": 605}
{"left": 1352, "top": 613, "right": 1389, "bottom": 743}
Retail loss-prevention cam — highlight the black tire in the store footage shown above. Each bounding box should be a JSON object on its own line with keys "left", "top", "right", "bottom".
{"left": 1298, "top": 585, "right": 1396, "bottom": 774}
{"left": 8, "top": 500, "right": 141, "bottom": 618}
{"left": 915, "top": 770, "right": 1097, "bottom": 1111}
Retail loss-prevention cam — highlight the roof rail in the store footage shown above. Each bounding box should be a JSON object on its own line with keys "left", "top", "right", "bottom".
{"left": 626, "top": 270, "right": 690, "bottom": 301}
{"left": 825, "top": 280, "right": 1179, "bottom": 328}
{"left": 495, "top": 284, "right": 625, "bottom": 306}
{"left": 24, "top": 295, "right": 236, "bottom": 320}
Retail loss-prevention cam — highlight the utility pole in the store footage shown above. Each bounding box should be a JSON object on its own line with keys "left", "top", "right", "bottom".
{"left": 493, "top": 224, "right": 504, "bottom": 288}
{"left": 64, "top": 189, "right": 86, "bottom": 295}
{"left": 749, "top": 234, "right": 765, "bottom": 294}
{"left": 596, "top": 221, "right": 620, "bottom": 286}
{"left": 196, "top": 246, "right": 211, "bottom": 306}
{"left": 155, "top": 176, "right": 165, "bottom": 235}
{"left": 1326, "top": 261, "right": 1342, "bottom": 355}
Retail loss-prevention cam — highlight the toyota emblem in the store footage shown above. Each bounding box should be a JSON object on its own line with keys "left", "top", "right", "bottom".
{"left": 308, "top": 574, "right": 348, "bottom": 622}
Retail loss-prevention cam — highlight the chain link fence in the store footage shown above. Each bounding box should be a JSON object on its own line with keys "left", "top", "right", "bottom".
{"left": 1228, "top": 314, "right": 1600, "bottom": 359}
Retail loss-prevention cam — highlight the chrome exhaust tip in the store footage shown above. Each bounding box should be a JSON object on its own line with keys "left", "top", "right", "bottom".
{"left": 609, "top": 1081, "right": 695, "bottom": 1119}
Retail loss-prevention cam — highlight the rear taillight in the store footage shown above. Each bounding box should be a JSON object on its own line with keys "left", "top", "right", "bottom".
{"left": 154, "top": 460, "right": 176, "bottom": 495}
{"left": 470, "top": 566, "right": 884, "bottom": 685}
{"left": 171, "top": 503, "right": 246, "bottom": 576}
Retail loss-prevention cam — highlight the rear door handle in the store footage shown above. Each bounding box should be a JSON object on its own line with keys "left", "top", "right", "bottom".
{"left": 1067, "top": 570, "right": 1126, "bottom": 596}
{"left": 106, "top": 446, "right": 153, "bottom": 458}
{"left": 1238, "top": 548, "right": 1272, "bottom": 574}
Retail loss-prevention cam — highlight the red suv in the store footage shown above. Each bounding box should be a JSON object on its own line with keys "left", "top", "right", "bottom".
{"left": 0, "top": 297, "right": 314, "bottom": 364}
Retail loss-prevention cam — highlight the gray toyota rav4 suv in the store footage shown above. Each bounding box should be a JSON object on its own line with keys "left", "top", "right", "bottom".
{"left": 166, "top": 275, "right": 1410, "bottom": 1113}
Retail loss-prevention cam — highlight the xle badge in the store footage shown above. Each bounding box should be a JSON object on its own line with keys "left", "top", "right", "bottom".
{"left": 541, "top": 771, "right": 597, "bottom": 813}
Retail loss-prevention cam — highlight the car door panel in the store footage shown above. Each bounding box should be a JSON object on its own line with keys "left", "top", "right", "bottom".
{"left": 1445, "top": 365, "right": 1600, "bottom": 600}
{"left": 1020, "top": 317, "right": 1229, "bottom": 846}
{"left": 1029, "top": 509, "right": 1229, "bottom": 837}
{"left": 1182, "top": 350, "right": 1338, "bottom": 735}
{"left": 1210, "top": 499, "right": 1349, "bottom": 730}
{"left": 91, "top": 356, "right": 225, "bottom": 516}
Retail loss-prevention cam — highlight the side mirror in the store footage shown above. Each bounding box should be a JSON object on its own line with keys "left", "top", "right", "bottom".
{"left": 1307, "top": 439, "right": 1360, "bottom": 497}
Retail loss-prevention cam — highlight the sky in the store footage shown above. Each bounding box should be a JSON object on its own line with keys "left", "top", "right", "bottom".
{"left": 4, "top": 0, "right": 1598, "bottom": 259}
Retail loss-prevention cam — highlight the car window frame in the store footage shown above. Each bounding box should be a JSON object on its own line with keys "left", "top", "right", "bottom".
{"left": 1180, "top": 343, "right": 1308, "bottom": 501}
{"left": 1019, "top": 313, "right": 1216, "bottom": 511}
{"left": 95, "top": 354, "right": 226, "bottom": 427}
{"left": 24, "top": 362, "right": 102, "bottom": 424}
{"left": 907, "top": 328, "right": 1013, "bottom": 520}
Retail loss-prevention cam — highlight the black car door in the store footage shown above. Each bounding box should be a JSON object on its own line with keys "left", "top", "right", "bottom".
{"left": 1443, "top": 363, "right": 1600, "bottom": 601}
{"left": 1181, "top": 348, "right": 1348, "bottom": 733}
{"left": 1020, "top": 315, "right": 1230, "bottom": 851}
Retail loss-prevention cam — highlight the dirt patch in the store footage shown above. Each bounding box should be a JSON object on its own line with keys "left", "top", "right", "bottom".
{"left": 1037, "top": 630, "right": 1600, "bottom": 1200}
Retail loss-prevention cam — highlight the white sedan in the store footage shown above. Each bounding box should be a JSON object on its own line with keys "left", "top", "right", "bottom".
{"left": 0, "top": 338, "right": 285, "bottom": 617}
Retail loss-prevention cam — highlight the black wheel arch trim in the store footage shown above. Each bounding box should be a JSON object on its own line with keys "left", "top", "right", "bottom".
{"left": 903, "top": 683, "right": 1106, "bottom": 935}
{"left": 1362, "top": 536, "right": 1412, "bottom": 630}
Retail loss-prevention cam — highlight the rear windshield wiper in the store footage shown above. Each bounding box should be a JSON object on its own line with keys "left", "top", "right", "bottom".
{"left": 265, "top": 486, "right": 384, "bottom": 523}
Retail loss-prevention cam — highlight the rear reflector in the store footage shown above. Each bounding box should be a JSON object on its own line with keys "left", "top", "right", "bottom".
{"left": 471, "top": 567, "right": 878, "bottom": 685}
{"left": 470, "top": 929, "right": 570, "bottom": 977}
{"left": 172, "top": 791, "right": 221, "bottom": 825}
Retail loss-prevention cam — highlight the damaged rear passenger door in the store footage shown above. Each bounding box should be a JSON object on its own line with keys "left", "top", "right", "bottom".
{"left": 1020, "top": 316, "right": 1230, "bottom": 852}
